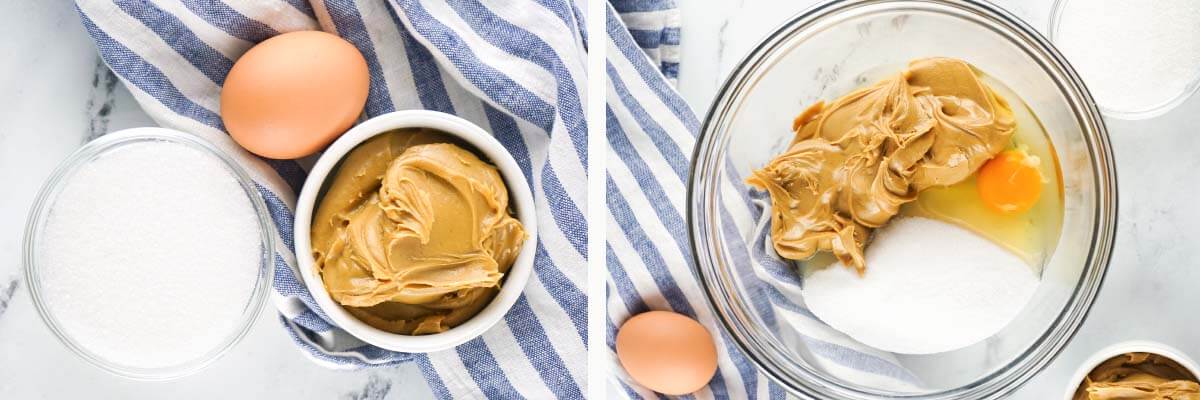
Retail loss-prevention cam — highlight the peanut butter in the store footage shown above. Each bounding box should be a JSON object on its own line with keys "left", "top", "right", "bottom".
{"left": 1075, "top": 353, "right": 1200, "bottom": 400}
{"left": 311, "top": 129, "right": 526, "bottom": 335}
{"left": 747, "top": 57, "right": 1015, "bottom": 274}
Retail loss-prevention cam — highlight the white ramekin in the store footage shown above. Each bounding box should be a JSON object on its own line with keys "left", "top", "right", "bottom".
{"left": 1064, "top": 340, "right": 1200, "bottom": 400}
{"left": 294, "top": 110, "right": 537, "bottom": 353}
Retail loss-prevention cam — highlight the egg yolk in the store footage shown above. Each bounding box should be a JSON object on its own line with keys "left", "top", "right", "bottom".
{"left": 977, "top": 150, "right": 1043, "bottom": 214}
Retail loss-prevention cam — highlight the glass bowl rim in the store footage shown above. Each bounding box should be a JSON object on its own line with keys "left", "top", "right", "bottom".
{"left": 687, "top": 0, "right": 1118, "bottom": 398}
{"left": 22, "top": 128, "right": 276, "bottom": 381}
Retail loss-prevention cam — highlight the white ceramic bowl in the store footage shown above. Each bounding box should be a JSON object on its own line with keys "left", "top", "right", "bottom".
{"left": 294, "top": 110, "right": 537, "bottom": 353}
{"left": 1063, "top": 340, "right": 1200, "bottom": 400}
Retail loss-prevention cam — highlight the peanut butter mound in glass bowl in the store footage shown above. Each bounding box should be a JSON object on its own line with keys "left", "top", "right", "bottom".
{"left": 747, "top": 57, "right": 1015, "bottom": 274}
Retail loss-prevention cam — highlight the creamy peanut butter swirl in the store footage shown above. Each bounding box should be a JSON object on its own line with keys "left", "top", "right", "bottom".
{"left": 1075, "top": 353, "right": 1200, "bottom": 400}
{"left": 748, "top": 57, "right": 1015, "bottom": 274}
{"left": 311, "top": 130, "right": 526, "bottom": 335}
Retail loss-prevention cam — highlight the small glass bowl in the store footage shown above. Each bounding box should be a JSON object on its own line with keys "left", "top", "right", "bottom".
{"left": 689, "top": 0, "right": 1117, "bottom": 398}
{"left": 1048, "top": 0, "right": 1200, "bottom": 120}
{"left": 23, "top": 128, "right": 275, "bottom": 380}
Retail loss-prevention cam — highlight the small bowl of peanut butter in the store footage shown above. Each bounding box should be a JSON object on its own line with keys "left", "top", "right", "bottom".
{"left": 1066, "top": 341, "right": 1200, "bottom": 400}
{"left": 294, "top": 110, "right": 537, "bottom": 353}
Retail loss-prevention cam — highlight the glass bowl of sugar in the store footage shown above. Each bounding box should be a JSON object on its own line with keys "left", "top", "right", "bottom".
{"left": 23, "top": 127, "right": 275, "bottom": 380}
{"left": 689, "top": 0, "right": 1116, "bottom": 398}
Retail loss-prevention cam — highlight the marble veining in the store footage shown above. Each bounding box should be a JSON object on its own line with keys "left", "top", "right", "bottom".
{"left": 85, "top": 59, "right": 118, "bottom": 142}
{"left": 343, "top": 374, "right": 394, "bottom": 400}
{"left": 0, "top": 276, "right": 18, "bottom": 320}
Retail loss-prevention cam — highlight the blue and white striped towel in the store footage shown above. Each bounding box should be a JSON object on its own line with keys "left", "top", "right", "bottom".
{"left": 76, "top": 0, "right": 587, "bottom": 398}
{"left": 606, "top": 1, "right": 920, "bottom": 398}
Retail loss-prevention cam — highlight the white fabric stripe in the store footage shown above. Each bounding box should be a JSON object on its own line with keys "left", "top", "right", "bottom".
{"left": 607, "top": 159, "right": 752, "bottom": 398}
{"left": 481, "top": 322, "right": 561, "bottom": 399}
{"left": 616, "top": 10, "right": 675, "bottom": 31}
{"left": 155, "top": 0, "right": 253, "bottom": 59}
{"left": 544, "top": 136, "right": 588, "bottom": 211}
{"left": 224, "top": 0, "right": 319, "bottom": 33}
{"left": 308, "top": 0, "right": 336, "bottom": 35}
{"left": 660, "top": 44, "right": 680, "bottom": 63}
{"left": 440, "top": 69, "right": 489, "bottom": 127}
{"left": 356, "top": 0, "right": 425, "bottom": 112}
{"left": 409, "top": 0, "right": 559, "bottom": 105}
{"left": 79, "top": 1, "right": 223, "bottom": 112}
{"left": 605, "top": 280, "right": 633, "bottom": 322}
{"left": 428, "top": 347, "right": 487, "bottom": 399}
{"left": 607, "top": 37, "right": 695, "bottom": 152}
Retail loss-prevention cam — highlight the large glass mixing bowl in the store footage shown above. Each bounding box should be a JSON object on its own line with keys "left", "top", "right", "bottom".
{"left": 688, "top": 0, "right": 1117, "bottom": 398}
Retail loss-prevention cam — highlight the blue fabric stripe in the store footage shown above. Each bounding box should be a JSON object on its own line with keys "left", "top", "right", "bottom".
{"left": 292, "top": 309, "right": 334, "bottom": 332}
{"left": 718, "top": 207, "right": 778, "bottom": 330}
{"left": 78, "top": 10, "right": 224, "bottom": 130}
{"left": 254, "top": 183, "right": 296, "bottom": 253}
{"left": 324, "top": 0, "right": 396, "bottom": 116}
{"left": 416, "top": 355, "right": 453, "bottom": 400}
{"left": 282, "top": 0, "right": 315, "bottom": 17}
{"left": 628, "top": 27, "right": 680, "bottom": 49}
{"left": 261, "top": 158, "right": 306, "bottom": 196}
{"left": 531, "top": 0, "right": 575, "bottom": 32}
{"left": 456, "top": 338, "right": 526, "bottom": 399}
{"left": 504, "top": 295, "right": 584, "bottom": 399}
{"left": 607, "top": 67, "right": 689, "bottom": 183}
{"left": 532, "top": 242, "right": 588, "bottom": 341}
{"left": 541, "top": 164, "right": 588, "bottom": 257}
{"left": 483, "top": 104, "right": 534, "bottom": 184}
{"left": 606, "top": 7, "right": 698, "bottom": 133}
{"left": 115, "top": 0, "right": 233, "bottom": 85}
{"left": 271, "top": 254, "right": 332, "bottom": 322}
{"left": 610, "top": 0, "right": 677, "bottom": 13}
{"left": 180, "top": 0, "right": 280, "bottom": 43}
{"left": 390, "top": 0, "right": 558, "bottom": 136}
{"left": 661, "top": 61, "right": 678, "bottom": 79}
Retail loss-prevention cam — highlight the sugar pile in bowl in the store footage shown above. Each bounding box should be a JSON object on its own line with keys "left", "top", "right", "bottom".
{"left": 38, "top": 141, "right": 262, "bottom": 369}
{"left": 803, "top": 217, "right": 1039, "bottom": 355}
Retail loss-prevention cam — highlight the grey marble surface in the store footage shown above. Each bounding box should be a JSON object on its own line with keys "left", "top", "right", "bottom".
{"left": 678, "top": 0, "right": 1200, "bottom": 398}
{"left": 0, "top": 2, "right": 433, "bottom": 399}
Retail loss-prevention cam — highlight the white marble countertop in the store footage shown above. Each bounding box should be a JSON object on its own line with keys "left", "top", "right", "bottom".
{"left": 0, "top": 2, "right": 433, "bottom": 399}
{"left": 677, "top": 0, "right": 1200, "bottom": 398}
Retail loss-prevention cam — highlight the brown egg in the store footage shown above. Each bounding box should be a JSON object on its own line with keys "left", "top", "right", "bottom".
{"left": 616, "top": 311, "right": 719, "bottom": 395}
{"left": 221, "top": 31, "right": 369, "bottom": 159}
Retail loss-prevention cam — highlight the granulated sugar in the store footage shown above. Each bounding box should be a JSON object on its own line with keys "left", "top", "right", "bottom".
{"left": 38, "top": 140, "right": 261, "bottom": 368}
{"left": 1054, "top": 0, "right": 1200, "bottom": 115}
{"left": 802, "top": 217, "right": 1038, "bottom": 355}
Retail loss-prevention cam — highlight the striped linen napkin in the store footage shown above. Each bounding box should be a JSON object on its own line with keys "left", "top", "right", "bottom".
{"left": 605, "top": 1, "right": 920, "bottom": 398}
{"left": 75, "top": 0, "right": 586, "bottom": 398}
